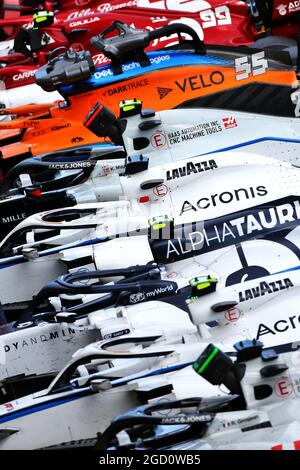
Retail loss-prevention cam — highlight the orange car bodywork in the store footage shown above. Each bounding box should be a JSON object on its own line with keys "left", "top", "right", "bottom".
{"left": 0, "top": 49, "right": 297, "bottom": 159}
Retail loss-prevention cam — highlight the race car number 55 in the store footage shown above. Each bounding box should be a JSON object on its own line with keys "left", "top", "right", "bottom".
{"left": 235, "top": 51, "right": 269, "bottom": 81}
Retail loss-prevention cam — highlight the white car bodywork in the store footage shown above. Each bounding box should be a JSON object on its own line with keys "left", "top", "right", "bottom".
{"left": 0, "top": 152, "right": 299, "bottom": 304}
{"left": 0, "top": 81, "right": 62, "bottom": 107}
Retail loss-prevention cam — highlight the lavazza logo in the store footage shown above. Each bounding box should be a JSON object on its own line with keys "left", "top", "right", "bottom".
{"left": 238, "top": 278, "right": 294, "bottom": 302}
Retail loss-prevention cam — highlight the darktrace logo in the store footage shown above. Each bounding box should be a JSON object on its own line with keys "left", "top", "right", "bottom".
{"left": 157, "top": 87, "right": 173, "bottom": 99}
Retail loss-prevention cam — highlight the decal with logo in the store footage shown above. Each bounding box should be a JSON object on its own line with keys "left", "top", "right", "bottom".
{"left": 166, "top": 160, "right": 218, "bottom": 181}
{"left": 128, "top": 283, "right": 177, "bottom": 303}
{"left": 2, "top": 404, "right": 14, "bottom": 412}
{"left": 275, "top": 1, "right": 300, "bottom": 16}
{"left": 129, "top": 292, "right": 146, "bottom": 303}
{"left": 47, "top": 162, "right": 94, "bottom": 170}
{"left": 69, "top": 16, "right": 102, "bottom": 28}
{"left": 3, "top": 327, "right": 81, "bottom": 353}
{"left": 153, "top": 184, "right": 169, "bottom": 197}
{"left": 71, "top": 137, "right": 85, "bottom": 143}
{"left": 1, "top": 214, "right": 27, "bottom": 225}
{"left": 274, "top": 376, "right": 294, "bottom": 397}
{"left": 103, "top": 329, "right": 131, "bottom": 339}
{"left": 104, "top": 79, "right": 149, "bottom": 97}
{"left": 151, "top": 130, "right": 167, "bottom": 149}
{"left": 12, "top": 71, "right": 36, "bottom": 82}
{"left": 157, "top": 87, "right": 173, "bottom": 99}
{"left": 175, "top": 71, "right": 225, "bottom": 93}
{"left": 225, "top": 308, "right": 241, "bottom": 322}
{"left": 153, "top": 196, "right": 300, "bottom": 264}
{"left": 257, "top": 317, "right": 300, "bottom": 340}
{"left": 167, "top": 122, "right": 223, "bottom": 145}
{"left": 180, "top": 186, "right": 268, "bottom": 214}
{"left": 238, "top": 278, "right": 294, "bottom": 302}
{"left": 223, "top": 117, "right": 238, "bottom": 129}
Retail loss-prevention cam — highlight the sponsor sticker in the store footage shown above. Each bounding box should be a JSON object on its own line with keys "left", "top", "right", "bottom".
{"left": 103, "top": 329, "right": 131, "bottom": 339}
{"left": 153, "top": 184, "right": 169, "bottom": 197}
{"left": 225, "top": 308, "right": 241, "bottom": 322}
{"left": 104, "top": 79, "right": 149, "bottom": 97}
{"left": 180, "top": 185, "right": 268, "bottom": 214}
{"left": 274, "top": 376, "right": 294, "bottom": 397}
{"left": 157, "top": 87, "right": 173, "bottom": 99}
{"left": 166, "top": 160, "right": 218, "bottom": 181}
{"left": 168, "top": 122, "right": 222, "bottom": 145}
{"left": 223, "top": 117, "right": 238, "bottom": 129}
{"left": 3, "top": 403, "right": 14, "bottom": 412}
{"left": 239, "top": 278, "right": 294, "bottom": 303}
{"left": 13, "top": 71, "right": 35, "bottom": 82}
{"left": 175, "top": 71, "right": 225, "bottom": 93}
{"left": 257, "top": 315, "right": 300, "bottom": 340}
{"left": 161, "top": 196, "right": 300, "bottom": 262}
{"left": 151, "top": 130, "right": 167, "bottom": 149}
{"left": 276, "top": 1, "right": 300, "bottom": 15}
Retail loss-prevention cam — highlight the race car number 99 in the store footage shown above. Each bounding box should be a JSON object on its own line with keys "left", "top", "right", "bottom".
{"left": 142, "top": 6, "right": 231, "bottom": 45}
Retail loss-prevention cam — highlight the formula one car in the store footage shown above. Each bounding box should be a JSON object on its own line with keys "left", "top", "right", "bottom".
{"left": 0, "top": 21, "right": 297, "bottom": 166}
{"left": 1, "top": 249, "right": 299, "bottom": 400}
{"left": 1, "top": 0, "right": 299, "bottom": 49}
{"left": 0, "top": 336, "right": 232, "bottom": 449}
{"left": 0, "top": 150, "right": 299, "bottom": 309}
{"left": 1, "top": 335, "right": 300, "bottom": 449}
{"left": 97, "top": 340, "right": 300, "bottom": 450}
{"left": 0, "top": 2, "right": 256, "bottom": 68}
{"left": 0, "top": 265, "right": 198, "bottom": 401}
{"left": 0, "top": 0, "right": 262, "bottom": 101}
{"left": 97, "top": 398, "right": 300, "bottom": 450}
{"left": 0, "top": 206, "right": 299, "bottom": 418}
{"left": 1, "top": 97, "right": 300, "bottom": 236}
{"left": 6, "top": 0, "right": 298, "bottom": 86}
